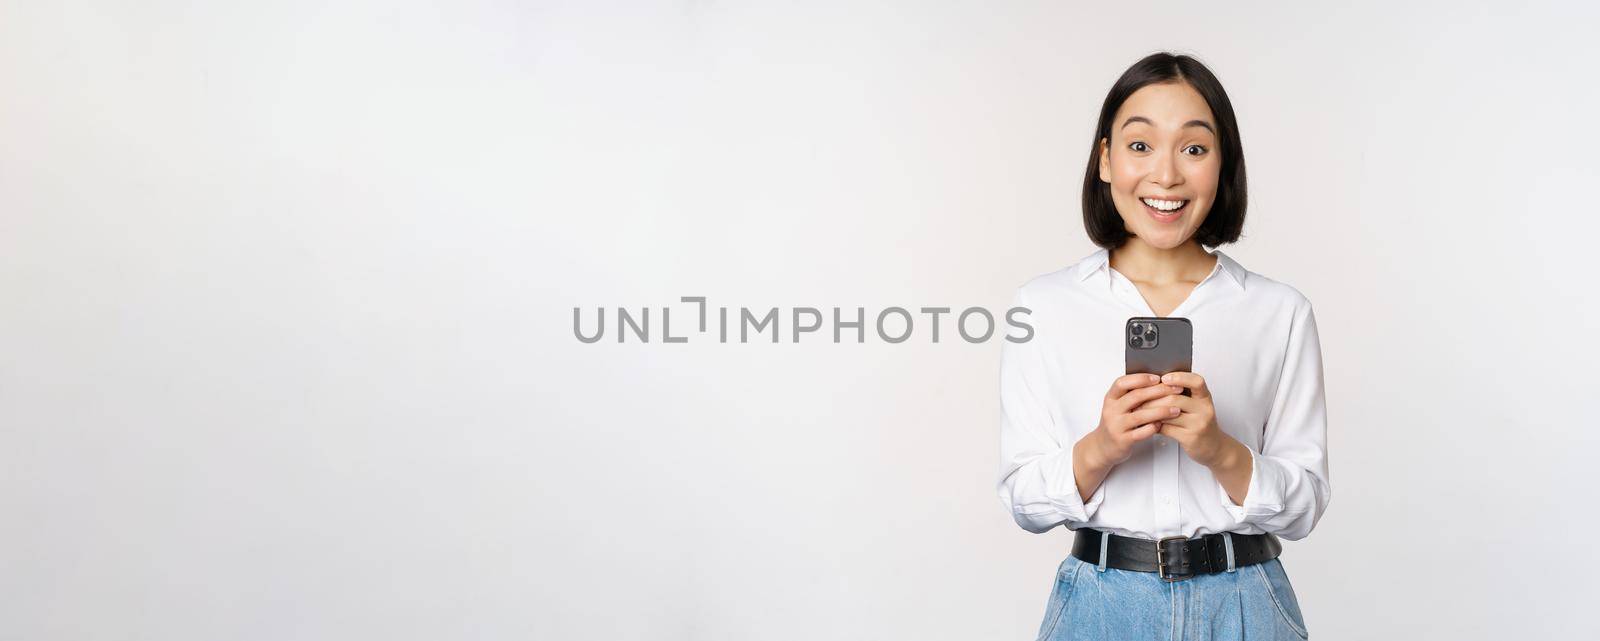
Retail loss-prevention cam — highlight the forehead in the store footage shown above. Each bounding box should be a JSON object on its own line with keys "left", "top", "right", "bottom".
{"left": 1114, "top": 82, "right": 1215, "bottom": 130}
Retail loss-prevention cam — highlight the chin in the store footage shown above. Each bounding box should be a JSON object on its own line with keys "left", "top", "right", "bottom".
{"left": 1132, "top": 229, "right": 1193, "bottom": 249}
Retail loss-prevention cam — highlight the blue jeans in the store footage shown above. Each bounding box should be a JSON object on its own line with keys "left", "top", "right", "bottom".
{"left": 1035, "top": 554, "right": 1310, "bottom": 640}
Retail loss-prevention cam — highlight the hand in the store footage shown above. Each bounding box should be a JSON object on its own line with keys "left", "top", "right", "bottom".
{"left": 1136, "top": 371, "right": 1234, "bottom": 467}
{"left": 1088, "top": 373, "right": 1185, "bottom": 467}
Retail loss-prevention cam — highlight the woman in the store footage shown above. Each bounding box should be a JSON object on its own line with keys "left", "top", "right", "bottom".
{"left": 995, "top": 52, "right": 1331, "bottom": 640}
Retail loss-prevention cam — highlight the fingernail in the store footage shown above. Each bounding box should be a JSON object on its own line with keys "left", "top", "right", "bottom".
{"left": 1169, "top": 407, "right": 1179, "bottom": 415}
{"left": 1148, "top": 374, "right": 1160, "bottom": 383}
{"left": 1161, "top": 373, "right": 1174, "bottom": 383}
{"left": 1169, "top": 386, "right": 1182, "bottom": 393}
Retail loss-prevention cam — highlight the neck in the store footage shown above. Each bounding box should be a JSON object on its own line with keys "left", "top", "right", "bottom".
{"left": 1108, "top": 238, "right": 1215, "bottom": 283}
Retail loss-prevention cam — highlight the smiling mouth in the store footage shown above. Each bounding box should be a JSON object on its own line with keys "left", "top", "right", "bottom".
{"left": 1140, "top": 197, "right": 1189, "bottom": 221}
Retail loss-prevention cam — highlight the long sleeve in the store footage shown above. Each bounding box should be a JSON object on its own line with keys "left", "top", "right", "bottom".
{"left": 995, "top": 287, "right": 1105, "bottom": 534}
{"left": 1217, "top": 297, "right": 1333, "bottom": 540}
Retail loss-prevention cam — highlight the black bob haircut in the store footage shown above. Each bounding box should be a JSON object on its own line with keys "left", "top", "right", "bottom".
{"left": 1082, "top": 52, "right": 1247, "bottom": 249}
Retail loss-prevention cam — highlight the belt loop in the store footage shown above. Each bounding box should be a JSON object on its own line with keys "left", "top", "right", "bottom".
{"left": 1222, "top": 532, "right": 1236, "bottom": 573}
{"left": 1096, "top": 530, "right": 1109, "bottom": 573}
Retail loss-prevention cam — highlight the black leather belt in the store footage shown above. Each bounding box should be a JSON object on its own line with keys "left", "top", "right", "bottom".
{"left": 1070, "top": 527, "right": 1282, "bottom": 582}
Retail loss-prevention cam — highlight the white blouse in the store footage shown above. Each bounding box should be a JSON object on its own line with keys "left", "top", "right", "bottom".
{"left": 995, "top": 248, "right": 1331, "bottom": 541}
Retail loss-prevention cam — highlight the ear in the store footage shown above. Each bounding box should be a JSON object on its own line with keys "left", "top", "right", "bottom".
{"left": 1097, "top": 137, "right": 1111, "bottom": 184}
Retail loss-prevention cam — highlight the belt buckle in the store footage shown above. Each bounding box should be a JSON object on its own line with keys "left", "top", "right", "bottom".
{"left": 1156, "top": 536, "right": 1193, "bottom": 582}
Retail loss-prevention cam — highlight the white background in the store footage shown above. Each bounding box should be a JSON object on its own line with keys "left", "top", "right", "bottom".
{"left": 3, "top": 1, "right": 1598, "bottom": 639}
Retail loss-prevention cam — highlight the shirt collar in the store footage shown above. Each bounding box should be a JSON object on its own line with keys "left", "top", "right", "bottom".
{"left": 1075, "top": 247, "right": 1248, "bottom": 291}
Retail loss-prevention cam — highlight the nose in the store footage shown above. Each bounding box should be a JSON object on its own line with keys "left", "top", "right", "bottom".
{"left": 1151, "top": 149, "right": 1182, "bottom": 188}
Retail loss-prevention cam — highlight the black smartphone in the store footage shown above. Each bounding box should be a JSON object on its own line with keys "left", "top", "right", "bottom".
{"left": 1125, "top": 317, "right": 1193, "bottom": 396}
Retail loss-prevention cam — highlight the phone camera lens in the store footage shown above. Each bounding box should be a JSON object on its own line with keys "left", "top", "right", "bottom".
{"left": 1128, "top": 336, "right": 1141, "bottom": 348}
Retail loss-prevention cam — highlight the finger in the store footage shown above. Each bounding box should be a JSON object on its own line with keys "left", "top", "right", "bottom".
{"left": 1140, "top": 393, "right": 1198, "bottom": 414}
{"left": 1117, "top": 384, "right": 1185, "bottom": 411}
{"left": 1160, "top": 372, "right": 1211, "bottom": 399}
{"left": 1127, "top": 422, "right": 1160, "bottom": 441}
{"left": 1107, "top": 373, "right": 1163, "bottom": 401}
{"left": 1122, "top": 405, "right": 1181, "bottom": 429}
{"left": 1132, "top": 388, "right": 1189, "bottom": 410}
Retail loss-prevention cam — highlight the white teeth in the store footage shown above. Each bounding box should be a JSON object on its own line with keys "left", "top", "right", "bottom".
{"left": 1140, "top": 197, "right": 1186, "bottom": 212}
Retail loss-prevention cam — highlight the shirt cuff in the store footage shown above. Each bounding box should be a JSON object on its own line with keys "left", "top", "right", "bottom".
{"left": 1219, "top": 444, "right": 1283, "bottom": 524}
{"left": 1071, "top": 455, "right": 1108, "bottom": 521}
{"left": 1039, "top": 445, "right": 1107, "bottom": 523}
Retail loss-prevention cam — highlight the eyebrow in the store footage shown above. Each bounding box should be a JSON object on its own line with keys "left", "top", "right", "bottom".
{"left": 1120, "top": 116, "right": 1215, "bottom": 135}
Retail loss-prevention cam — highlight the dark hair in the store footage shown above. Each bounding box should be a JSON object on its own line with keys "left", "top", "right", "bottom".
{"left": 1081, "top": 52, "right": 1247, "bottom": 249}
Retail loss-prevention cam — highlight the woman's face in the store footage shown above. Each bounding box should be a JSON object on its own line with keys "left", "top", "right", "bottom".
{"left": 1098, "top": 81, "right": 1222, "bottom": 249}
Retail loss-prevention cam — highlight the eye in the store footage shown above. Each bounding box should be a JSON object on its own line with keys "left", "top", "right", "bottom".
{"left": 1128, "top": 141, "right": 1150, "bottom": 153}
{"left": 1183, "top": 144, "right": 1208, "bottom": 156}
